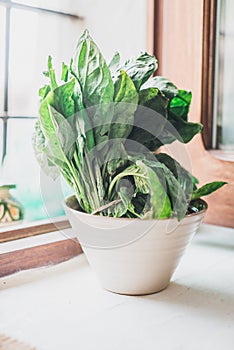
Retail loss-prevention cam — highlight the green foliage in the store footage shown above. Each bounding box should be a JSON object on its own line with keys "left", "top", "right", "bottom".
{"left": 109, "top": 70, "right": 138, "bottom": 140}
{"left": 33, "top": 30, "right": 227, "bottom": 220}
{"left": 191, "top": 181, "right": 227, "bottom": 200}
{"left": 119, "top": 52, "right": 158, "bottom": 91}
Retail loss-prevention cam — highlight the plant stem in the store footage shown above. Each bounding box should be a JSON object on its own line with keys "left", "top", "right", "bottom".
{"left": 91, "top": 199, "right": 122, "bottom": 215}
{"left": 65, "top": 157, "right": 91, "bottom": 212}
{"left": 84, "top": 152, "right": 101, "bottom": 210}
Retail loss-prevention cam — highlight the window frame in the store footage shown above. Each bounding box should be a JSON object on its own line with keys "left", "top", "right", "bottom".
{"left": 0, "top": 217, "right": 70, "bottom": 243}
{"left": 201, "top": 0, "right": 217, "bottom": 149}
{"left": 201, "top": 0, "right": 234, "bottom": 153}
{"left": 0, "top": 0, "right": 81, "bottom": 163}
{"left": 0, "top": 235, "right": 82, "bottom": 277}
{"left": 0, "top": 1, "right": 83, "bottom": 267}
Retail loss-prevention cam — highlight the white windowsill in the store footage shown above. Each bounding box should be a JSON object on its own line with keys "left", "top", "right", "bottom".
{"left": 0, "top": 223, "right": 234, "bottom": 350}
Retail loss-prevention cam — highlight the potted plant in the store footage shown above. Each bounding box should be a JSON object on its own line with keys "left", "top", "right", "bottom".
{"left": 33, "top": 30, "right": 226, "bottom": 295}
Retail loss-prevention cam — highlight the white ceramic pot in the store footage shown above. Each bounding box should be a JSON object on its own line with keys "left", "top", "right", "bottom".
{"left": 64, "top": 196, "right": 207, "bottom": 295}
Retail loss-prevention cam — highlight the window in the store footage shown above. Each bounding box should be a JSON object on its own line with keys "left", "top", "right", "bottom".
{"left": 214, "top": 0, "right": 234, "bottom": 150}
{"left": 0, "top": 0, "right": 151, "bottom": 225}
{"left": 0, "top": 0, "right": 152, "bottom": 269}
{"left": 0, "top": 0, "right": 82, "bottom": 222}
{"left": 202, "top": 0, "right": 234, "bottom": 153}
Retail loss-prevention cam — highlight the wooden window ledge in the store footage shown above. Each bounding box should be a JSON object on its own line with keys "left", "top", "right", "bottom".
{"left": 0, "top": 223, "right": 82, "bottom": 277}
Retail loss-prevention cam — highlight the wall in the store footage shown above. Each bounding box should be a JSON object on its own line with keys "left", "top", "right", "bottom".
{"left": 158, "top": 0, "right": 234, "bottom": 227}
{"left": 78, "top": 0, "right": 149, "bottom": 61}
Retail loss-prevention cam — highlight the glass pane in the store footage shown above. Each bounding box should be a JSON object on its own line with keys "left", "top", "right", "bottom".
{"left": 0, "top": 7, "right": 6, "bottom": 114}
{"left": 216, "top": 0, "right": 234, "bottom": 150}
{"left": 0, "top": 119, "right": 3, "bottom": 163}
{"left": 13, "top": 0, "right": 78, "bottom": 14}
{"left": 8, "top": 8, "right": 82, "bottom": 116}
{"left": 1, "top": 118, "right": 71, "bottom": 221}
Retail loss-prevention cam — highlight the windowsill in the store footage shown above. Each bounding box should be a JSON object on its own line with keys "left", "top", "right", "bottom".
{"left": 0, "top": 216, "right": 70, "bottom": 243}
{"left": 0, "top": 226, "right": 75, "bottom": 254}
{"left": 0, "top": 224, "right": 82, "bottom": 278}
{"left": 208, "top": 149, "right": 234, "bottom": 162}
{"left": 0, "top": 223, "right": 234, "bottom": 349}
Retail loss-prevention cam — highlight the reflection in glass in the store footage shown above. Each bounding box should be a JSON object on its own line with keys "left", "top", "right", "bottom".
{"left": 0, "top": 119, "right": 3, "bottom": 162}
{"left": 0, "top": 7, "right": 6, "bottom": 114}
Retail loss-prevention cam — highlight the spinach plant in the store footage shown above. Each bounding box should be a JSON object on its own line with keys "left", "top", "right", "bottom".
{"left": 33, "top": 30, "right": 226, "bottom": 220}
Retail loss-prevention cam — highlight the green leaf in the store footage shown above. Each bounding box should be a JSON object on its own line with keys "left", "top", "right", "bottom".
{"left": 139, "top": 88, "right": 168, "bottom": 117}
{"left": 47, "top": 56, "right": 57, "bottom": 90}
{"left": 143, "top": 158, "right": 188, "bottom": 220}
{"left": 109, "top": 52, "right": 121, "bottom": 78}
{"left": 108, "top": 162, "right": 147, "bottom": 199}
{"left": 134, "top": 83, "right": 201, "bottom": 148}
{"left": 39, "top": 85, "right": 51, "bottom": 101}
{"left": 72, "top": 30, "right": 114, "bottom": 143}
{"left": 47, "top": 105, "right": 76, "bottom": 159}
{"left": 106, "top": 142, "right": 129, "bottom": 176}
{"left": 192, "top": 175, "right": 199, "bottom": 190}
{"left": 39, "top": 97, "right": 64, "bottom": 162}
{"left": 134, "top": 171, "right": 150, "bottom": 194}
{"left": 73, "top": 29, "right": 114, "bottom": 106}
{"left": 192, "top": 181, "right": 227, "bottom": 200}
{"left": 109, "top": 186, "right": 135, "bottom": 218}
{"left": 38, "top": 57, "right": 59, "bottom": 102}
{"left": 163, "top": 172, "right": 188, "bottom": 220}
{"left": 39, "top": 94, "right": 75, "bottom": 162}
{"left": 32, "top": 120, "right": 59, "bottom": 180}
{"left": 160, "top": 89, "right": 201, "bottom": 144}
{"left": 109, "top": 161, "right": 172, "bottom": 219}
{"left": 72, "top": 81, "right": 95, "bottom": 151}
{"left": 61, "top": 62, "right": 69, "bottom": 82}
{"left": 142, "top": 76, "right": 178, "bottom": 99}
{"left": 158, "top": 163, "right": 188, "bottom": 220}
{"left": 170, "top": 90, "right": 192, "bottom": 121}
{"left": 156, "top": 153, "right": 193, "bottom": 201}
{"left": 53, "top": 79, "right": 76, "bottom": 119}
{"left": 151, "top": 113, "right": 203, "bottom": 148}
{"left": 109, "top": 70, "right": 138, "bottom": 139}
{"left": 40, "top": 79, "right": 75, "bottom": 123}
{"left": 120, "top": 52, "right": 158, "bottom": 91}
{"left": 128, "top": 88, "right": 168, "bottom": 151}
{"left": 167, "top": 114, "right": 203, "bottom": 143}
{"left": 39, "top": 79, "right": 77, "bottom": 161}
{"left": 113, "top": 70, "right": 138, "bottom": 104}
{"left": 132, "top": 193, "right": 149, "bottom": 215}
{"left": 136, "top": 161, "right": 172, "bottom": 219}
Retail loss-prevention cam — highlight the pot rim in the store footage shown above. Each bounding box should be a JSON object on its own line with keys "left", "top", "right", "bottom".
{"left": 64, "top": 195, "right": 208, "bottom": 222}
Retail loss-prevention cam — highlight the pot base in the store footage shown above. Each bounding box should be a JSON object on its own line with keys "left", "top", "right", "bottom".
{"left": 103, "top": 283, "right": 170, "bottom": 296}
